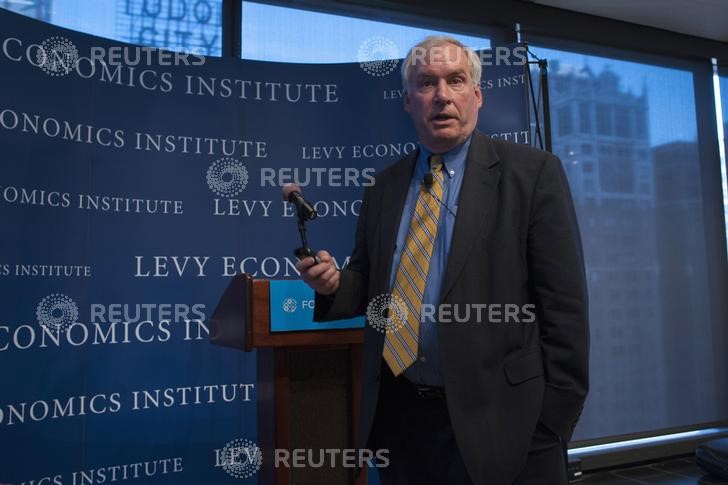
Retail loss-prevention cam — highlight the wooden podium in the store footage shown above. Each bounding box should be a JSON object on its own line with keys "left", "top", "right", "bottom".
{"left": 209, "top": 273, "right": 367, "bottom": 485}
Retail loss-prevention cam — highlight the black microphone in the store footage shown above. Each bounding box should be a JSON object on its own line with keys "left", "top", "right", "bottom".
{"left": 282, "top": 183, "right": 320, "bottom": 264}
{"left": 282, "top": 183, "right": 317, "bottom": 220}
{"left": 423, "top": 172, "right": 434, "bottom": 190}
{"left": 422, "top": 172, "right": 456, "bottom": 217}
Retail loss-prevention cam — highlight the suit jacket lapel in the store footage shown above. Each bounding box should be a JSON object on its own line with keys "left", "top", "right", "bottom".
{"left": 440, "top": 132, "right": 501, "bottom": 302}
{"left": 377, "top": 148, "right": 418, "bottom": 294}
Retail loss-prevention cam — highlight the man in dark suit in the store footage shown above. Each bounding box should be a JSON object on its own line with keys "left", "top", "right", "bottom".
{"left": 296, "top": 36, "right": 589, "bottom": 484}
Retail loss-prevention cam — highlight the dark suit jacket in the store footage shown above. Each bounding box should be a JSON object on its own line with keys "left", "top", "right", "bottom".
{"left": 315, "top": 131, "right": 589, "bottom": 485}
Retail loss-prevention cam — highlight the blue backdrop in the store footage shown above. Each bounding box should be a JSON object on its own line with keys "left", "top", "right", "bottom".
{"left": 0, "top": 9, "right": 530, "bottom": 483}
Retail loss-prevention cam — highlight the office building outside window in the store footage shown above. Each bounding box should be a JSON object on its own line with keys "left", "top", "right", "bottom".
{"left": 530, "top": 44, "right": 727, "bottom": 441}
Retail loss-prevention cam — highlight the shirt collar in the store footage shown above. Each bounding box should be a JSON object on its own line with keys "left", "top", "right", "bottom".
{"left": 418, "top": 134, "right": 472, "bottom": 179}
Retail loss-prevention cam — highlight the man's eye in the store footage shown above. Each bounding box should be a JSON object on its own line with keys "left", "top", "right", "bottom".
{"left": 450, "top": 77, "right": 464, "bottom": 85}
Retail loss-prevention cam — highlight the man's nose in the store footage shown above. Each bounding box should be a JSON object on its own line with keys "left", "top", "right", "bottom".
{"left": 433, "top": 80, "right": 453, "bottom": 104}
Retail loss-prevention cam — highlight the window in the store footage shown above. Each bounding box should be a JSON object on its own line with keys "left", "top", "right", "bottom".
{"left": 596, "top": 103, "right": 612, "bottom": 135}
{"left": 241, "top": 1, "right": 489, "bottom": 63}
{"left": 0, "top": 0, "right": 50, "bottom": 20}
{"left": 529, "top": 42, "right": 726, "bottom": 442}
{"left": 579, "top": 102, "right": 591, "bottom": 133}
{"left": 558, "top": 106, "right": 573, "bottom": 135}
{"left": 635, "top": 110, "right": 647, "bottom": 139}
{"left": 614, "top": 106, "right": 631, "bottom": 137}
{"left": 600, "top": 159, "right": 634, "bottom": 192}
{"left": 615, "top": 145, "right": 632, "bottom": 159}
{"left": 598, "top": 145, "right": 613, "bottom": 157}
{"left": 0, "top": 0, "right": 222, "bottom": 55}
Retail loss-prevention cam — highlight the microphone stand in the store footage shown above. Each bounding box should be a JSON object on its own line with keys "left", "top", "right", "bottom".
{"left": 294, "top": 209, "right": 320, "bottom": 264}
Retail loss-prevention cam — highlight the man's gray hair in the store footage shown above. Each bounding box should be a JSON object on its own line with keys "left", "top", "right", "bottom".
{"left": 401, "top": 36, "right": 482, "bottom": 92}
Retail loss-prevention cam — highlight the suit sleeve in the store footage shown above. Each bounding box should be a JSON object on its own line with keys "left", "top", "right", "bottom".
{"left": 313, "top": 184, "right": 373, "bottom": 322}
{"left": 528, "top": 152, "right": 590, "bottom": 442}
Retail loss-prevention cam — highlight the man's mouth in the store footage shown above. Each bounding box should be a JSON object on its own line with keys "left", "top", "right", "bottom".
{"left": 431, "top": 113, "right": 456, "bottom": 122}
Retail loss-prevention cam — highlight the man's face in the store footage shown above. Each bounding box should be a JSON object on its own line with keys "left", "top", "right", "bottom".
{"left": 404, "top": 43, "right": 483, "bottom": 153}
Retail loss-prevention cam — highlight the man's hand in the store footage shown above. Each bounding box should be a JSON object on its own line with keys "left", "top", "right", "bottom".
{"left": 295, "top": 250, "right": 340, "bottom": 295}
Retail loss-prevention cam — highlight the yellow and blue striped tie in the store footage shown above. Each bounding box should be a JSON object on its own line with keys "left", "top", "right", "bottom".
{"left": 384, "top": 154, "right": 445, "bottom": 376}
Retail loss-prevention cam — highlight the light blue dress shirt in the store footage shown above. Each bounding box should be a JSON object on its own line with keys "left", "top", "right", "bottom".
{"left": 388, "top": 136, "right": 471, "bottom": 386}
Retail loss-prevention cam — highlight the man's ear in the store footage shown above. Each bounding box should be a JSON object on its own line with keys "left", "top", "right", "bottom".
{"left": 475, "top": 86, "right": 483, "bottom": 108}
{"left": 403, "top": 91, "right": 410, "bottom": 112}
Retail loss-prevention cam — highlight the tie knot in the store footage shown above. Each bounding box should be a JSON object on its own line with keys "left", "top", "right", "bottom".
{"left": 429, "top": 154, "right": 443, "bottom": 172}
